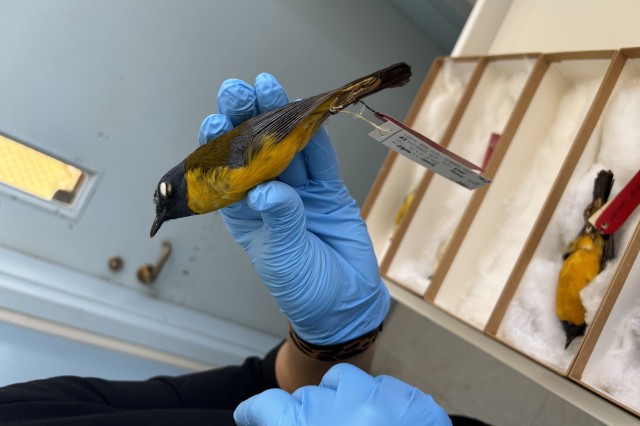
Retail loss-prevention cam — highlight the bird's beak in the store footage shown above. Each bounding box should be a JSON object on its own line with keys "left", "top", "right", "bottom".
{"left": 150, "top": 213, "right": 165, "bottom": 238}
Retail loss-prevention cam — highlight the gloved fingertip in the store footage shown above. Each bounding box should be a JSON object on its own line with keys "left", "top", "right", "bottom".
{"left": 220, "top": 199, "right": 262, "bottom": 222}
{"left": 217, "top": 79, "right": 258, "bottom": 125}
{"left": 255, "top": 73, "right": 289, "bottom": 113}
{"left": 319, "top": 364, "right": 346, "bottom": 391}
{"left": 234, "top": 389, "right": 300, "bottom": 426}
{"left": 198, "top": 114, "right": 233, "bottom": 146}
{"left": 320, "top": 363, "right": 374, "bottom": 391}
{"left": 304, "top": 126, "right": 341, "bottom": 181}
{"left": 246, "top": 181, "right": 300, "bottom": 214}
{"left": 277, "top": 151, "right": 308, "bottom": 189}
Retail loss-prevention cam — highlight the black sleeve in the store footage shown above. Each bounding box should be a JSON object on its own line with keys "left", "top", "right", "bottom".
{"left": 0, "top": 342, "right": 282, "bottom": 425}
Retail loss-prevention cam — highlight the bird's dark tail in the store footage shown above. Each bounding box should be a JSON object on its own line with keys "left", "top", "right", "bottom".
{"left": 592, "top": 169, "right": 614, "bottom": 210}
{"left": 327, "top": 63, "right": 412, "bottom": 112}
{"left": 588, "top": 169, "right": 616, "bottom": 270}
{"left": 561, "top": 320, "right": 586, "bottom": 349}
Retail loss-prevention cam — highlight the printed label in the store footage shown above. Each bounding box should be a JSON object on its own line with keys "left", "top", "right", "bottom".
{"left": 369, "top": 119, "right": 491, "bottom": 190}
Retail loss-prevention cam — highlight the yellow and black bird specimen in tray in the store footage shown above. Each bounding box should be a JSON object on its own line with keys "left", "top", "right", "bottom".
{"left": 556, "top": 169, "right": 615, "bottom": 349}
{"left": 150, "top": 63, "right": 412, "bottom": 237}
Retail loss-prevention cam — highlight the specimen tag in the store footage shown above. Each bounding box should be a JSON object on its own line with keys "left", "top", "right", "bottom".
{"left": 368, "top": 113, "right": 491, "bottom": 190}
{"left": 588, "top": 169, "right": 640, "bottom": 235}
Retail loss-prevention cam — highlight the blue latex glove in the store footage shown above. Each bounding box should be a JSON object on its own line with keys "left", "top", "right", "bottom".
{"left": 199, "top": 73, "right": 390, "bottom": 345}
{"left": 234, "top": 363, "right": 452, "bottom": 426}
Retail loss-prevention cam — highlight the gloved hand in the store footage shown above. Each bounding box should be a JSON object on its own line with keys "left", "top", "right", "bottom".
{"left": 234, "top": 363, "right": 452, "bottom": 426}
{"left": 199, "top": 73, "right": 390, "bottom": 345}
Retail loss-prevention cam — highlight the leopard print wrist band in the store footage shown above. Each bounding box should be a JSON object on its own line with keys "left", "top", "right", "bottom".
{"left": 288, "top": 323, "right": 383, "bottom": 362}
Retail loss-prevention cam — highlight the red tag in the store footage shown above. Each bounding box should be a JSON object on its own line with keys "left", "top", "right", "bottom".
{"left": 590, "top": 169, "right": 640, "bottom": 235}
{"left": 482, "top": 132, "right": 501, "bottom": 170}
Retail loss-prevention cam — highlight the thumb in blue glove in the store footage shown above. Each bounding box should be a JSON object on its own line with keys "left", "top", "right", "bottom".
{"left": 234, "top": 363, "right": 452, "bottom": 426}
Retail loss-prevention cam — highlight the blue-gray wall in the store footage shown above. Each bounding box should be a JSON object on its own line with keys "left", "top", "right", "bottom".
{"left": 0, "top": 0, "right": 466, "bottom": 381}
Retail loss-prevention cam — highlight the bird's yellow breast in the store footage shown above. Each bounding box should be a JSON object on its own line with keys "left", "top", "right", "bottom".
{"left": 185, "top": 126, "right": 313, "bottom": 214}
{"left": 555, "top": 235, "right": 603, "bottom": 325}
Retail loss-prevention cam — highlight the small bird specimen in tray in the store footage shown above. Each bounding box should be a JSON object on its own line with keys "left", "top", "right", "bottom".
{"left": 556, "top": 169, "right": 615, "bottom": 349}
{"left": 150, "top": 63, "right": 412, "bottom": 237}
{"left": 393, "top": 188, "right": 416, "bottom": 231}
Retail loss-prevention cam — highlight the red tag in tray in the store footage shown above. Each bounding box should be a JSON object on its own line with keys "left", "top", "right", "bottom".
{"left": 482, "top": 132, "right": 501, "bottom": 170}
{"left": 589, "top": 169, "right": 640, "bottom": 235}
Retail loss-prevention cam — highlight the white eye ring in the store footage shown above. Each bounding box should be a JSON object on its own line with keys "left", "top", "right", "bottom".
{"left": 160, "top": 182, "right": 167, "bottom": 197}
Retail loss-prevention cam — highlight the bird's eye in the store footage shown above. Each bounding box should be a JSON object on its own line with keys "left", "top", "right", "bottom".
{"left": 159, "top": 182, "right": 168, "bottom": 197}
{"left": 166, "top": 183, "right": 172, "bottom": 196}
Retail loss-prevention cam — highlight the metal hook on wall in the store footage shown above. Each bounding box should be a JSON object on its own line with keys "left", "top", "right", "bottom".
{"left": 137, "top": 239, "right": 171, "bottom": 285}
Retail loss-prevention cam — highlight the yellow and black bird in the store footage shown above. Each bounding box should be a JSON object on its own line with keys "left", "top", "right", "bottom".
{"left": 556, "top": 169, "right": 615, "bottom": 349}
{"left": 150, "top": 63, "right": 412, "bottom": 237}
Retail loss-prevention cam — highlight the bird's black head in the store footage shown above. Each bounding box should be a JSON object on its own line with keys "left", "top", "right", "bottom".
{"left": 150, "top": 160, "right": 194, "bottom": 237}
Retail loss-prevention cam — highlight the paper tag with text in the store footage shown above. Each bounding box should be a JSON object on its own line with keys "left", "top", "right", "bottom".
{"left": 368, "top": 113, "right": 491, "bottom": 190}
{"left": 588, "top": 169, "right": 640, "bottom": 235}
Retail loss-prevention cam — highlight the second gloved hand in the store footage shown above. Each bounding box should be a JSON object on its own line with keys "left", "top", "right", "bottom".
{"left": 199, "top": 73, "right": 389, "bottom": 345}
{"left": 234, "top": 363, "right": 452, "bottom": 426}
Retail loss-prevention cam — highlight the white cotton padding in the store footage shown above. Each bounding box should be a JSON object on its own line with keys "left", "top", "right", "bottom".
{"left": 591, "top": 308, "right": 640, "bottom": 412}
{"left": 500, "top": 259, "right": 577, "bottom": 369}
{"left": 583, "top": 77, "right": 640, "bottom": 411}
{"left": 453, "top": 78, "right": 602, "bottom": 327}
{"left": 498, "top": 76, "right": 640, "bottom": 373}
{"left": 422, "top": 60, "right": 471, "bottom": 142}
{"left": 399, "top": 68, "right": 532, "bottom": 295}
